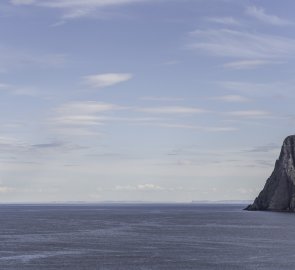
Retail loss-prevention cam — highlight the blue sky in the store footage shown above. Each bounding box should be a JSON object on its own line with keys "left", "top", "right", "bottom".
{"left": 0, "top": 0, "right": 295, "bottom": 202}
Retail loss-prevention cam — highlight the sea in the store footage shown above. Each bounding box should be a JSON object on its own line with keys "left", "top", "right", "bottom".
{"left": 1, "top": 203, "right": 295, "bottom": 270}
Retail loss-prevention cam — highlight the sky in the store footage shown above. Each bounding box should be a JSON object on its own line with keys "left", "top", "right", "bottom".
{"left": 0, "top": 0, "right": 295, "bottom": 202}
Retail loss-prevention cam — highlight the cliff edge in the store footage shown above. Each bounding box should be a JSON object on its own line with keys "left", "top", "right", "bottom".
{"left": 245, "top": 135, "right": 295, "bottom": 211}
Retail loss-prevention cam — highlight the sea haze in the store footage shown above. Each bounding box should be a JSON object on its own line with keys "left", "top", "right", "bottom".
{"left": 1, "top": 204, "right": 295, "bottom": 269}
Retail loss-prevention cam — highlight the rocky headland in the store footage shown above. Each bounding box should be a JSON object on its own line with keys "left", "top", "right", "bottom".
{"left": 245, "top": 135, "right": 295, "bottom": 211}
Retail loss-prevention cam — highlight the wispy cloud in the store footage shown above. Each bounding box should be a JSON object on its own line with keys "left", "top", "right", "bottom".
{"left": 10, "top": 0, "right": 35, "bottom": 5}
{"left": 0, "top": 136, "right": 25, "bottom": 149}
{"left": 84, "top": 73, "right": 133, "bottom": 88}
{"left": 56, "top": 101, "right": 121, "bottom": 115}
{"left": 140, "top": 96, "right": 184, "bottom": 102}
{"left": 31, "top": 141, "right": 65, "bottom": 149}
{"left": 136, "top": 123, "right": 237, "bottom": 132}
{"left": 50, "top": 101, "right": 166, "bottom": 137}
{"left": 227, "top": 110, "right": 271, "bottom": 118}
{"left": 115, "top": 183, "right": 163, "bottom": 191}
{"left": 206, "top": 17, "right": 240, "bottom": 26}
{"left": 220, "top": 81, "right": 287, "bottom": 95}
{"left": 51, "top": 101, "right": 123, "bottom": 137}
{"left": 246, "top": 6, "right": 293, "bottom": 26}
{"left": 53, "top": 101, "right": 122, "bottom": 126}
{"left": 30, "top": 141, "right": 87, "bottom": 154}
{"left": 246, "top": 143, "right": 279, "bottom": 153}
{"left": 0, "top": 46, "right": 66, "bottom": 72}
{"left": 113, "top": 184, "right": 189, "bottom": 192}
{"left": 0, "top": 135, "right": 84, "bottom": 158}
{"left": 137, "top": 106, "right": 207, "bottom": 114}
{"left": 0, "top": 83, "right": 38, "bottom": 96}
{"left": 212, "top": 95, "right": 250, "bottom": 103}
{"left": 188, "top": 29, "right": 295, "bottom": 59}
{"left": 51, "top": 101, "right": 239, "bottom": 136}
{"left": 223, "top": 60, "right": 281, "bottom": 70}
{"left": 10, "top": 0, "right": 145, "bottom": 19}
{"left": 10, "top": 0, "right": 143, "bottom": 8}
{"left": 49, "top": 101, "right": 241, "bottom": 133}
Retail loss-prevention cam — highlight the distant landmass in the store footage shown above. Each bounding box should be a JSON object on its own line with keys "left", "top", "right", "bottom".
{"left": 192, "top": 200, "right": 252, "bottom": 204}
{"left": 246, "top": 135, "right": 295, "bottom": 211}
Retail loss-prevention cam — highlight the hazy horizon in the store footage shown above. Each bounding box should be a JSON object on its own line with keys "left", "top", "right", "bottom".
{"left": 0, "top": 0, "right": 295, "bottom": 202}
{"left": 0, "top": 199, "right": 254, "bottom": 204}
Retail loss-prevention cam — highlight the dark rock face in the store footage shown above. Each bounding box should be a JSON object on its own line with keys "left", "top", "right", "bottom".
{"left": 246, "top": 135, "right": 295, "bottom": 211}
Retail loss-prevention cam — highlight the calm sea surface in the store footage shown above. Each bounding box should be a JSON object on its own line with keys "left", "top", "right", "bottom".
{"left": 1, "top": 204, "right": 295, "bottom": 269}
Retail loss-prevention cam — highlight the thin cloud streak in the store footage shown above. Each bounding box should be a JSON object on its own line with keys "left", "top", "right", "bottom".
{"left": 140, "top": 96, "right": 184, "bottom": 102}
{"left": 0, "top": 83, "right": 39, "bottom": 96}
{"left": 206, "top": 17, "right": 240, "bottom": 26}
{"left": 138, "top": 106, "right": 207, "bottom": 114}
{"left": 56, "top": 101, "right": 122, "bottom": 115}
{"left": 189, "top": 29, "right": 295, "bottom": 59}
{"left": 51, "top": 101, "right": 238, "bottom": 134}
{"left": 246, "top": 6, "right": 293, "bottom": 26}
{"left": 219, "top": 81, "right": 289, "bottom": 96}
{"left": 52, "top": 101, "right": 123, "bottom": 127}
{"left": 10, "top": 0, "right": 144, "bottom": 8}
{"left": 0, "top": 135, "right": 84, "bottom": 157}
{"left": 0, "top": 46, "right": 66, "bottom": 72}
{"left": 84, "top": 73, "right": 133, "bottom": 88}
{"left": 227, "top": 110, "right": 271, "bottom": 118}
{"left": 246, "top": 143, "right": 279, "bottom": 153}
{"left": 211, "top": 95, "right": 250, "bottom": 103}
{"left": 50, "top": 101, "right": 167, "bottom": 137}
{"left": 10, "top": 0, "right": 145, "bottom": 19}
{"left": 115, "top": 183, "right": 163, "bottom": 191}
{"left": 223, "top": 60, "right": 282, "bottom": 69}
{"left": 137, "top": 123, "right": 237, "bottom": 132}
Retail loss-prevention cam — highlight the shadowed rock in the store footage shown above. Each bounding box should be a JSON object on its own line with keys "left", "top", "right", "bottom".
{"left": 245, "top": 135, "right": 295, "bottom": 211}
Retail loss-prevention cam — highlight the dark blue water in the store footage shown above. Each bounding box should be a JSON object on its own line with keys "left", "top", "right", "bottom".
{"left": 0, "top": 204, "right": 295, "bottom": 269}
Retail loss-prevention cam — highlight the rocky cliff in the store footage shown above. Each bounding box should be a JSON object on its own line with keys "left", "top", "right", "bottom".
{"left": 245, "top": 135, "right": 295, "bottom": 211}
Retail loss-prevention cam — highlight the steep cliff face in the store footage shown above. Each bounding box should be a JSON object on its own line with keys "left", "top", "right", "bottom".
{"left": 246, "top": 135, "right": 295, "bottom": 211}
